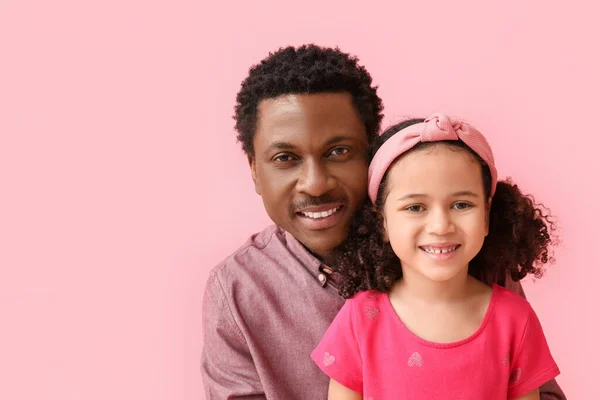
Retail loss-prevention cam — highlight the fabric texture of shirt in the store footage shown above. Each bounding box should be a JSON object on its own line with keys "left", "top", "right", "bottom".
{"left": 200, "top": 225, "right": 566, "bottom": 399}
{"left": 311, "top": 284, "right": 559, "bottom": 399}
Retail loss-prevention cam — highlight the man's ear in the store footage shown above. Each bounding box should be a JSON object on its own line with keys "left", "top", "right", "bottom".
{"left": 248, "top": 155, "right": 261, "bottom": 195}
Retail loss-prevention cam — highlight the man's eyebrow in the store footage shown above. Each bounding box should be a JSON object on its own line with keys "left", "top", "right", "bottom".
{"left": 266, "top": 141, "right": 296, "bottom": 152}
{"left": 265, "top": 135, "right": 356, "bottom": 153}
{"left": 324, "top": 135, "right": 354, "bottom": 146}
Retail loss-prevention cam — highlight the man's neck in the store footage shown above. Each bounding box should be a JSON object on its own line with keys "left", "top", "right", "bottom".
{"left": 303, "top": 245, "right": 342, "bottom": 266}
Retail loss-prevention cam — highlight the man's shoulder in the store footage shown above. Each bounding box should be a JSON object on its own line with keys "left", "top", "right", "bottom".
{"left": 203, "top": 225, "right": 286, "bottom": 309}
{"left": 210, "top": 224, "right": 283, "bottom": 276}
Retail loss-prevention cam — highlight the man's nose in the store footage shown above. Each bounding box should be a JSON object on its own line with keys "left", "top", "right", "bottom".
{"left": 296, "top": 159, "right": 337, "bottom": 197}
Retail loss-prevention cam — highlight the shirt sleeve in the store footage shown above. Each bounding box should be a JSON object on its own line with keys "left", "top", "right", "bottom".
{"left": 310, "top": 299, "right": 363, "bottom": 394}
{"left": 504, "top": 277, "right": 567, "bottom": 400}
{"left": 507, "top": 303, "right": 560, "bottom": 399}
{"left": 200, "top": 271, "right": 266, "bottom": 399}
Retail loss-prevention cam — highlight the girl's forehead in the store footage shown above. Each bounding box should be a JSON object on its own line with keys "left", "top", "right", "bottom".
{"left": 385, "top": 145, "right": 484, "bottom": 196}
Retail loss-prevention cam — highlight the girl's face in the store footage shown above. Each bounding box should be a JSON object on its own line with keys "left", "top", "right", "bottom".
{"left": 381, "top": 144, "right": 489, "bottom": 284}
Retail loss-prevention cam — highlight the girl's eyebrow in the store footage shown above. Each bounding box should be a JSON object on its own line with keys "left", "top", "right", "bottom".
{"left": 396, "top": 190, "right": 480, "bottom": 202}
{"left": 451, "top": 190, "right": 480, "bottom": 198}
{"left": 396, "top": 193, "right": 428, "bottom": 201}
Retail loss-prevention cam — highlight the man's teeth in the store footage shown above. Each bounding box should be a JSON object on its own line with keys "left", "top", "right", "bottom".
{"left": 301, "top": 207, "right": 340, "bottom": 219}
{"left": 422, "top": 246, "right": 458, "bottom": 254}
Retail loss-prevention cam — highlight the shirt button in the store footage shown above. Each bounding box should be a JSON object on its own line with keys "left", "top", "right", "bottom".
{"left": 318, "top": 273, "right": 327, "bottom": 286}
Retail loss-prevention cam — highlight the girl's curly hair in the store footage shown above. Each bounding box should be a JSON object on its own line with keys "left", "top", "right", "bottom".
{"left": 334, "top": 118, "right": 557, "bottom": 299}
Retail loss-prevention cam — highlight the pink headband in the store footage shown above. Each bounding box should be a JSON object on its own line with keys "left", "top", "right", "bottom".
{"left": 368, "top": 113, "right": 497, "bottom": 203}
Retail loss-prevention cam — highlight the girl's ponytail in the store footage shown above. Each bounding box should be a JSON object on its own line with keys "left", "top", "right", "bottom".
{"left": 469, "top": 179, "right": 557, "bottom": 285}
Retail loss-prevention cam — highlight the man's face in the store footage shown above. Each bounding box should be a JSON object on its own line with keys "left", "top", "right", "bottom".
{"left": 249, "top": 92, "right": 368, "bottom": 259}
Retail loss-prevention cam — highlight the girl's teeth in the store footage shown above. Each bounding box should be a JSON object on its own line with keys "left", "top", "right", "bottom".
{"left": 424, "top": 246, "right": 457, "bottom": 254}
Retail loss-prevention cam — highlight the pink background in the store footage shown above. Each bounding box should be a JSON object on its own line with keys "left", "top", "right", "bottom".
{"left": 1, "top": 0, "right": 597, "bottom": 398}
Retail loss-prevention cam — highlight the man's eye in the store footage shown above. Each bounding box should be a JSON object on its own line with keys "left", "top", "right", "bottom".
{"left": 273, "top": 154, "right": 295, "bottom": 163}
{"left": 329, "top": 147, "right": 349, "bottom": 157}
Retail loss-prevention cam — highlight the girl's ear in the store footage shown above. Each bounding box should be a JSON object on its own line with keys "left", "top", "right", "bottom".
{"left": 485, "top": 198, "right": 491, "bottom": 237}
{"left": 378, "top": 206, "right": 390, "bottom": 242}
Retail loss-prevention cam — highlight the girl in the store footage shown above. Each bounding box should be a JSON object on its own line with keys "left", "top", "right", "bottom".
{"left": 311, "top": 114, "right": 560, "bottom": 400}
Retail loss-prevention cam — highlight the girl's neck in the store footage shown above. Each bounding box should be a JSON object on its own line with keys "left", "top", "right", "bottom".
{"left": 392, "top": 270, "right": 476, "bottom": 306}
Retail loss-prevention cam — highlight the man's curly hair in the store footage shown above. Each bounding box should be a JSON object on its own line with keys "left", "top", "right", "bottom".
{"left": 234, "top": 44, "right": 384, "bottom": 156}
{"left": 334, "top": 119, "right": 558, "bottom": 299}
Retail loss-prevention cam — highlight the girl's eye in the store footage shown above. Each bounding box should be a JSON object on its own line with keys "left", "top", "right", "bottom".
{"left": 453, "top": 202, "right": 472, "bottom": 210}
{"left": 405, "top": 205, "right": 425, "bottom": 213}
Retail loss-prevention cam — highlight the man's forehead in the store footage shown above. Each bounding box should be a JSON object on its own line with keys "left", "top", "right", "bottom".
{"left": 258, "top": 93, "right": 360, "bottom": 122}
{"left": 256, "top": 96, "right": 307, "bottom": 132}
{"left": 255, "top": 93, "right": 366, "bottom": 145}
{"left": 257, "top": 94, "right": 303, "bottom": 119}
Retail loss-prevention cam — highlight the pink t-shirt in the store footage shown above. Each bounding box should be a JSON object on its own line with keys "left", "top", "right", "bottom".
{"left": 311, "top": 284, "right": 559, "bottom": 399}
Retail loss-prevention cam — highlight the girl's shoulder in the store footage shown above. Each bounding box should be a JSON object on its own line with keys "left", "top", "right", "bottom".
{"left": 349, "top": 289, "right": 388, "bottom": 306}
{"left": 490, "top": 283, "right": 537, "bottom": 327}
{"left": 344, "top": 289, "right": 390, "bottom": 326}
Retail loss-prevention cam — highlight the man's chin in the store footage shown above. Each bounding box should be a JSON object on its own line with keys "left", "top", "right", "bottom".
{"left": 282, "top": 213, "right": 351, "bottom": 258}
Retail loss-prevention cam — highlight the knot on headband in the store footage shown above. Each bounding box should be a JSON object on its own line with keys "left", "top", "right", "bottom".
{"left": 421, "top": 114, "right": 461, "bottom": 142}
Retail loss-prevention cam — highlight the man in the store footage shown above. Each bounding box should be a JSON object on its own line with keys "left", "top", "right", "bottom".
{"left": 200, "top": 44, "right": 565, "bottom": 399}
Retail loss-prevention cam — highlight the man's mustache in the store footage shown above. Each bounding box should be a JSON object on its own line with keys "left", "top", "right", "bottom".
{"left": 291, "top": 194, "right": 346, "bottom": 213}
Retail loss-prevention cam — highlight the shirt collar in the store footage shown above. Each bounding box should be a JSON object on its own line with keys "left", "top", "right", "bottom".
{"left": 282, "top": 228, "right": 338, "bottom": 288}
